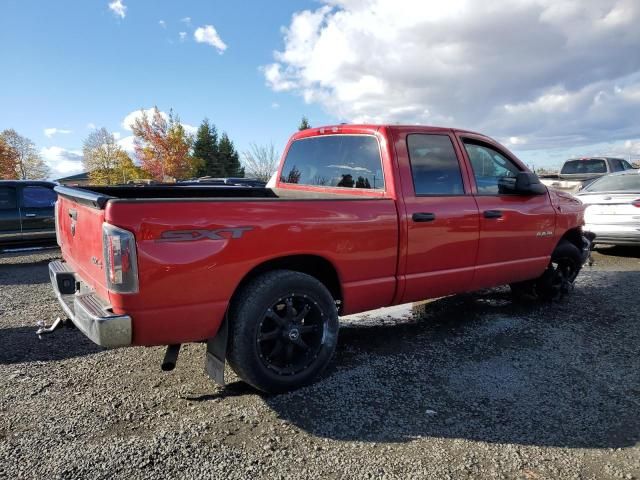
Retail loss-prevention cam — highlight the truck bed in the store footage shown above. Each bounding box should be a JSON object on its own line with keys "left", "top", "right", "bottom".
{"left": 55, "top": 184, "right": 386, "bottom": 208}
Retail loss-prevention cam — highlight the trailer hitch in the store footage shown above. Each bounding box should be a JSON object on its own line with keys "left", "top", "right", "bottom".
{"left": 36, "top": 317, "right": 73, "bottom": 339}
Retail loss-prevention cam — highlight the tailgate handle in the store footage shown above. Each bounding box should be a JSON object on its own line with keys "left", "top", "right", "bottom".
{"left": 412, "top": 212, "right": 436, "bottom": 222}
{"left": 483, "top": 210, "right": 503, "bottom": 219}
{"left": 68, "top": 209, "right": 77, "bottom": 220}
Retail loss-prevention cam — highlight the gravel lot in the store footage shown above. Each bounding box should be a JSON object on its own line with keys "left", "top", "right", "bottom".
{"left": 1, "top": 245, "right": 639, "bottom": 479}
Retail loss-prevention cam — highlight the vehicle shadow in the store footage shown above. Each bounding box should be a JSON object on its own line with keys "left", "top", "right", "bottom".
{"left": 594, "top": 245, "right": 640, "bottom": 258}
{"left": 212, "top": 272, "right": 639, "bottom": 449}
{"left": 0, "top": 325, "right": 103, "bottom": 364}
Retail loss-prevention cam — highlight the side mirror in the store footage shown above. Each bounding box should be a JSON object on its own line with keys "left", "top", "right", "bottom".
{"left": 498, "top": 172, "right": 547, "bottom": 195}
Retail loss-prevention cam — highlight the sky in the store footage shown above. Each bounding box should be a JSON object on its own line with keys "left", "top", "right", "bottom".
{"left": 1, "top": 0, "right": 639, "bottom": 179}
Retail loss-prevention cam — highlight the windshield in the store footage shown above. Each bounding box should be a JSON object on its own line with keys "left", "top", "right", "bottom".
{"left": 583, "top": 174, "right": 640, "bottom": 192}
{"left": 561, "top": 159, "right": 607, "bottom": 174}
{"left": 280, "top": 135, "right": 384, "bottom": 190}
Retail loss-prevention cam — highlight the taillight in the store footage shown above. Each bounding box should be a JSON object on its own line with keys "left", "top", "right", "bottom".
{"left": 632, "top": 199, "right": 640, "bottom": 208}
{"left": 102, "top": 223, "right": 139, "bottom": 293}
{"left": 54, "top": 201, "right": 62, "bottom": 247}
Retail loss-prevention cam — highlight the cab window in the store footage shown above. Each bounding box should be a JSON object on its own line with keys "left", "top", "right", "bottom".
{"left": 407, "top": 134, "right": 464, "bottom": 195}
{"left": 22, "top": 186, "right": 57, "bottom": 208}
{"left": 280, "top": 135, "right": 384, "bottom": 190}
{"left": 463, "top": 142, "right": 521, "bottom": 194}
{"left": 0, "top": 187, "right": 17, "bottom": 209}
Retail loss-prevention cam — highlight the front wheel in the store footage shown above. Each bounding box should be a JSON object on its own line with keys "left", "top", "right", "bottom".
{"left": 227, "top": 270, "right": 339, "bottom": 393}
{"left": 511, "top": 240, "right": 584, "bottom": 301}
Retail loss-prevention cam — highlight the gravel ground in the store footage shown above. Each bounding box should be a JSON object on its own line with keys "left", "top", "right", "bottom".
{"left": 0, "top": 244, "right": 639, "bottom": 479}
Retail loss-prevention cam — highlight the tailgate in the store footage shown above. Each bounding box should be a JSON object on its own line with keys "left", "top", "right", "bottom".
{"left": 55, "top": 187, "right": 111, "bottom": 297}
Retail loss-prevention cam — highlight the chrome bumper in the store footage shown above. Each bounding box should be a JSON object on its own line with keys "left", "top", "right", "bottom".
{"left": 48, "top": 260, "right": 132, "bottom": 348}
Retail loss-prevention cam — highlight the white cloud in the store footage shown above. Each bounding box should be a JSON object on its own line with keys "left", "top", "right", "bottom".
{"left": 121, "top": 108, "right": 169, "bottom": 131}
{"left": 87, "top": 122, "right": 96, "bottom": 130}
{"left": 44, "top": 128, "right": 72, "bottom": 138}
{"left": 271, "top": 102, "right": 280, "bottom": 109}
{"left": 179, "top": 31, "right": 187, "bottom": 42}
{"left": 266, "top": 0, "right": 640, "bottom": 150}
{"left": 108, "top": 0, "right": 126, "bottom": 19}
{"left": 158, "top": 20, "right": 166, "bottom": 28}
{"left": 194, "top": 25, "right": 227, "bottom": 54}
{"left": 117, "top": 135, "right": 136, "bottom": 154}
{"left": 41, "top": 146, "right": 84, "bottom": 180}
{"left": 181, "top": 17, "right": 192, "bottom": 26}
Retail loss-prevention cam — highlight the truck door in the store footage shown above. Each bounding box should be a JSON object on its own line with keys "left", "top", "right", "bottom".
{"left": 456, "top": 135, "right": 556, "bottom": 289}
{"left": 394, "top": 130, "right": 480, "bottom": 303}
{"left": 0, "top": 186, "right": 21, "bottom": 242}
{"left": 19, "top": 185, "right": 57, "bottom": 240}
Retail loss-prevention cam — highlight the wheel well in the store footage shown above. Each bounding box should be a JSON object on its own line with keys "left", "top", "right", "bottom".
{"left": 559, "top": 227, "right": 584, "bottom": 250}
{"left": 231, "top": 255, "right": 342, "bottom": 306}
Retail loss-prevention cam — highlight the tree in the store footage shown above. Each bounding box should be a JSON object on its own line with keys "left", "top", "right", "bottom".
{"left": 83, "top": 127, "right": 127, "bottom": 185}
{"left": 241, "top": 142, "right": 280, "bottom": 181}
{"left": 298, "top": 116, "right": 311, "bottom": 131}
{"left": 0, "top": 137, "right": 18, "bottom": 179}
{"left": 192, "top": 119, "right": 224, "bottom": 177}
{"left": 218, "top": 132, "right": 244, "bottom": 177}
{"left": 0, "top": 129, "right": 49, "bottom": 179}
{"left": 131, "top": 107, "right": 194, "bottom": 181}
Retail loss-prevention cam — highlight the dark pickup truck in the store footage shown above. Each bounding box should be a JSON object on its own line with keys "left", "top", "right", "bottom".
{"left": 0, "top": 181, "right": 57, "bottom": 245}
{"left": 539, "top": 157, "right": 635, "bottom": 193}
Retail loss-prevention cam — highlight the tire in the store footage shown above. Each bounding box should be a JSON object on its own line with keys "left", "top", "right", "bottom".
{"left": 511, "top": 240, "right": 583, "bottom": 301}
{"left": 226, "top": 270, "right": 339, "bottom": 393}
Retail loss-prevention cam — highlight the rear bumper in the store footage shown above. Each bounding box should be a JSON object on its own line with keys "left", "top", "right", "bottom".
{"left": 584, "top": 225, "right": 640, "bottom": 246}
{"left": 49, "top": 260, "right": 132, "bottom": 348}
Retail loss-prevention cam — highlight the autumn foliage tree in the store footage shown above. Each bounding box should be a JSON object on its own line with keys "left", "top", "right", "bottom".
{"left": 131, "top": 107, "right": 194, "bottom": 181}
{"left": 82, "top": 128, "right": 143, "bottom": 184}
{"left": 0, "top": 129, "right": 49, "bottom": 179}
{"left": 0, "top": 137, "right": 18, "bottom": 179}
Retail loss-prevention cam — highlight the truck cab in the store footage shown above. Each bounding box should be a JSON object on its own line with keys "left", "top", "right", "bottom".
{"left": 0, "top": 180, "right": 57, "bottom": 245}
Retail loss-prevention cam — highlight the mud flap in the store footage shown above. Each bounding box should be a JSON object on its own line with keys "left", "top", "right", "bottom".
{"left": 205, "top": 317, "right": 228, "bottom": 386}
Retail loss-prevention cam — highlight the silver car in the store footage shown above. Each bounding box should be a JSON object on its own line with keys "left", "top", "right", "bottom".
{"left": 576, "top": 170, "right": 640, "bottom": 246}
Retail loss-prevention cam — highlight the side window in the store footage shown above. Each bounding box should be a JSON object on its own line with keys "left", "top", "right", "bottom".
{"left": 610, "top": 159, "right": 624, "bottom": 172}
{"left": 621, "top": 160, "right": 633, "bottom": 170}
{"left": 463, "top": 142, "right": 521, "bottom": 195}
{"left": 0, "top": 187, "right": 17, "bottom": 209}
{"left": 407, "top": 134, "right": 464, "bottom": 195}
{"left": 22, "top": 186, "right": 57, "bottom": 208}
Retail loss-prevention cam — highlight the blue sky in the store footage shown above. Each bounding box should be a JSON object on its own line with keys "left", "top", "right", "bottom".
{"left": 0, "top": 0, "right": 330, "bottom": 178}
{"left": 1, "top": 0, "right": 639, "bottom": 179}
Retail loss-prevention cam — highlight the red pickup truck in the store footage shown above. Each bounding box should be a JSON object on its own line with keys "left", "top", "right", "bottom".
{"left": 47, "top": 125, "right": 591, "bottom": 393}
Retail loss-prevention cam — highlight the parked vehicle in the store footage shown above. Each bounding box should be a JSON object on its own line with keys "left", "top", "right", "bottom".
{"left": 539, "top": 157, "right": 635, "bottom": 193}
{"left": 46, "top": 125, "right": 591, "bottom": 393}
{"left": 576, "top": 169, "right": 640, "bottom": 246}
{"left": 0, "top": 180, "right": 57, "bottom": 245}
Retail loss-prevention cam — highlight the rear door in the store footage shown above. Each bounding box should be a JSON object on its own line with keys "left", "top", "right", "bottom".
{"left": 393, "top": 129, "right": 480, "bottom": 302}
{"left": 456, "top": 135, "right": 556, "bottom": 289}
{"left": 0, "top": 186, "right": 21, "bottom": 242}
{"left": 19, "top": 185, "right": 57, "bottom": 240}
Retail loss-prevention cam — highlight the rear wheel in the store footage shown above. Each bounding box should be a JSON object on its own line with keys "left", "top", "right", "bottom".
{"left": 511, "top": 240, "right": 583, "bottom": 301}
{"left": 227, "top": 270, "right": 339, "bottom": 393}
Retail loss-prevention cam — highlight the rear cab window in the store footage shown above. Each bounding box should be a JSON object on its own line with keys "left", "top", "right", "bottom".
{"left": 561, "top": 159, "right": 607, "bottom": 174}
{"left": 280, "top": 135, "right": 384, "bottom": 190}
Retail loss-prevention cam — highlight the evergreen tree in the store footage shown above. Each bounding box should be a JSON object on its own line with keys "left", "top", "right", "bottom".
{"left": 298, "top": 116, "right": 311, "bottom": 131}
{"left": 192, "top": 119, "right": 224, "bottom": 177}
{"left": 219, "top": 132, "right": 244, "bottom": 177}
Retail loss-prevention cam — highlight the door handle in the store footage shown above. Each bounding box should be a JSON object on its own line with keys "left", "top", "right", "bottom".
{"left": 412, "top": 212, "right": 436, "bottom": 222}
{"left": 483, "top": 210, "right": 503, "bottom": 219}
{"left": 24, "top": 213, "right": 37, "bottom": 217}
